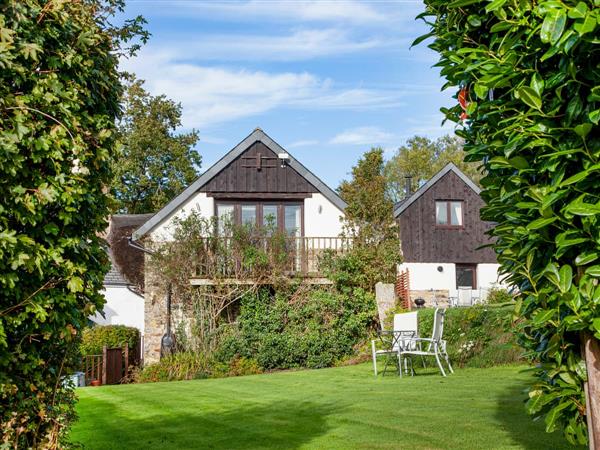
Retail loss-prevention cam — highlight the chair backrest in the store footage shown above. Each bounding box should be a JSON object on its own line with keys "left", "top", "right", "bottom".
{"left": 457, "top": 287, "right": 472, "bottom": 306}
{"left": 393, "top": 311, "right": 418, "bottom": 351}
{"left": 431, "top": 308, "right": 446, "bottom": 343}
{"left": 393, "top": 311, "right": 418, "bottom": 334}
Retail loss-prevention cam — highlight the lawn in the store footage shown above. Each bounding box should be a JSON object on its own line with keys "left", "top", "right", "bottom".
{"left": 70, "top": 364, "right": 580, "bottom": 450}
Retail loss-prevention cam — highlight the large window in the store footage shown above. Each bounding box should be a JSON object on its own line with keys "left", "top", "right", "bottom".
{"left": 436, "top": 200, "right": 463, "bottom": 227}
{"left": 216, "top": 202, "right": 303, "bottom": 236}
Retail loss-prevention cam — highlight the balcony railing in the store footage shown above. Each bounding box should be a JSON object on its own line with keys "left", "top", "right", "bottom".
{"left": 191, "top": 236, "right": 352, "bottom": 279}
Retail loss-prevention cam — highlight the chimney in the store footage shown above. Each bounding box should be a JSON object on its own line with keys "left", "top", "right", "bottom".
{"left": 404, "top": 176, "right": 413, "bottom": 198}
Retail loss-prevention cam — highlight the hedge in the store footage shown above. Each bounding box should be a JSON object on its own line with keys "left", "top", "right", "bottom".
{"left": 80, "top": 325, "right": 140, "bottom": 356}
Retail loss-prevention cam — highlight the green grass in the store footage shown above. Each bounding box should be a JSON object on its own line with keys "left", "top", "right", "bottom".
{"left": 71, "top": 364, "right": 581, "bottom": 449}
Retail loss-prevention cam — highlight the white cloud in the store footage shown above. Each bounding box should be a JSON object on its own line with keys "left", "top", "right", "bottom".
{"left": 155, "top": 1, "right": 390, "bottom": 25}
{"left": 286, "top": 139, "right": 319, "bottom": 149}
{"left": 330, "top": 127, "right": 394, "bottom": 145}
{"left": 120, "top": 51, "right": 405, "bottom": 128}
{"left": 153, "top": 29, "right": 390, "bottom": 61}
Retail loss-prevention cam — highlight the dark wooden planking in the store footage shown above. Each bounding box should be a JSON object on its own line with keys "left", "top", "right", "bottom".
{"left": 200, "top": 141, "right": 318, "bottom": 194}
{"left": 398, "top": 171, "right": 496, "bottom": 264}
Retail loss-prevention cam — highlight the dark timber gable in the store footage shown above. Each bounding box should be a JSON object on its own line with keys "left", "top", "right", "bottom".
{"left": 199, "top": 142, "right": 318, "bottom": 195}
{"left": 397, "top": 170, "right": 496, "bottom": 264}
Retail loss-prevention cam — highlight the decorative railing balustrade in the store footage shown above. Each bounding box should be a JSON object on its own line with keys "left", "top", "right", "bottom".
{"left": 191, "top": 236, "right": 352, "bottom": 279}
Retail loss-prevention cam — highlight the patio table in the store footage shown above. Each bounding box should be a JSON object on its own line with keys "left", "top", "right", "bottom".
{"left": 377, "top": 330, "right": 417, "bottom": 376}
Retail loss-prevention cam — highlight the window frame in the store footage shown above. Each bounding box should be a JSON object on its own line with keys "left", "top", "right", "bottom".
{"left": 214, "top": 200, "right": 304, "bottom": 236}
{"left": 435, "top": 200, "right": 464, "bottom": 229}
{"left": 455, "top": 263, "right": 477, "bottom": 289}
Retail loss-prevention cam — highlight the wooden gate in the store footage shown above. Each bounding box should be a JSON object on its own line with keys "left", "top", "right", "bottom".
{"left": 83, "top": 345, "right": 129, "bottom": 386}
{"left": 395, "top": 269, "right": 411, "bottom": 310}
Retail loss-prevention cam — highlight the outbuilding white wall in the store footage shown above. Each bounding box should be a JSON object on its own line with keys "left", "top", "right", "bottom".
{"left": 304, "top": 193, "right": 344, "bottom": 237}
{"left": 91, "top": 286, "right": 145, "bottom": 332}
{"left": 398, "top": 262, "right": 503, "bottom": 291}
{"left": 398, "top": 262, "right": 456, "bottom": 290}
{"left": 150, "top": 191, "right": 214, "bottom": 241}
{"left": 477, "top": 263, "right": 505, "bottom": 288}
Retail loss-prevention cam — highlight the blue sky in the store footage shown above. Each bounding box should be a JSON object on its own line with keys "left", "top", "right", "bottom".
{"left": 119, "top": 0, "right": 457, "bottom": 189}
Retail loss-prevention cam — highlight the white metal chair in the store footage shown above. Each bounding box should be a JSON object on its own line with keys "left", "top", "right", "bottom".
{"left": 371, "top": 311, "right": 418, "bottom": 376}
{"left": 398, "top": 308, "right": 453, "bottom": 377}
{"left": 457, "top": 286, "right": 473, "bottom": 307}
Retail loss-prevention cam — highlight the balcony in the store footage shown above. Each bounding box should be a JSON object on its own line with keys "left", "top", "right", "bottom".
{"left": 188, "top": 236, "right": 352, "bottom": 284}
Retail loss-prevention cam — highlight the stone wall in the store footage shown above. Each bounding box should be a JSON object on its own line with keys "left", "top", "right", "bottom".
{"left": 408, "top": 289, "right": 450, "bottom": 308}
{"left": 144, "top": 253, "right": 167, "bottom": 364}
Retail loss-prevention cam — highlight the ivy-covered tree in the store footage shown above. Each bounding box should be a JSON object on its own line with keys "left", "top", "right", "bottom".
{"left": 112, "top": 77, "right": 201, "bottom": 214}
{"left": 384, "top": 134, "right": 482, "bottom": 202}
{"left": 0, "top": 1, "right": 146, "bottom": 447}
{"left": 416, "top": 0, "right": 599, "bottom": 445}
{"left": 332, "top": 148, "right": 401, "bottom": 291}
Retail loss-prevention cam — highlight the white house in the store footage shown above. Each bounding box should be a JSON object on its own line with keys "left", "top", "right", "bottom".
{"left": 131, "top": 128, "right": 348, "bottom": 362}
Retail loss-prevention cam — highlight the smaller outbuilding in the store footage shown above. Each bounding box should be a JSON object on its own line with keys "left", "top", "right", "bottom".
{"left": 394, "top": 163, "right": 503, "bottom": 307}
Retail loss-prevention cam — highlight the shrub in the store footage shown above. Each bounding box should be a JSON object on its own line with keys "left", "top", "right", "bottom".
{"left": 417, "top": 0, "right": 599, "bottom": 444}
{"left": 418, "top": 305, "right": 522, "bottom": 368}
{"left": 80, "top": 325, "right": 140, "bottom": 356}
{"left": 216, "top": 287, "right": 377, "bottom": 370}
{"left": 134, "top": 353, "right": 262, "bottom": 383}
{"left": 486, "top": 286, "right": 514, "bottom": 305}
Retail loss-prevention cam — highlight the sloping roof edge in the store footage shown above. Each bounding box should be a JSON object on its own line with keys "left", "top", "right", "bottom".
{"left": 393, "top": 163, "right": 481, "bottom": 217}
{"left": 133, "top": 129, "right": 346, "bottom": 240}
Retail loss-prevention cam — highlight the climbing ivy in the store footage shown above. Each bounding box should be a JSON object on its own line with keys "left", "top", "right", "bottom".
{"left": 0, "top": 1, "right": 146, "bottom": 447}
{"left": 416, "top": 0, "right": 599, "bottom": 445}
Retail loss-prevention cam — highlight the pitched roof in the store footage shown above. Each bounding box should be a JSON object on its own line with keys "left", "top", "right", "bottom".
{"left": 393, "top": 163, "right": 481, "bottom": 217}
{"left": 133, "top": 129, "right": 346, "bottom": 240}
{"left": 105, "top": 214, "right": 153, "bottom": 290}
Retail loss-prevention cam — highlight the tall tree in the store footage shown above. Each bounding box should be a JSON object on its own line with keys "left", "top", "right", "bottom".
{"left": 384, "top": 134, "right": 482, "bottom": 202}
{"left": 0, "top": 1, "right": 147, "bottom": 446}
{"left": 112, "top": 77, "right": 201, "bottom": 214}
{"left": 331, "top": 148, "right": 401, "bottom": 290}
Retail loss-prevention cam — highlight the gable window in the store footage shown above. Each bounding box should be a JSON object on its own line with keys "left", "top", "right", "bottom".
{"left": 216, "top": 202, "right": 303, "bottom": 236}
{"left": 435, "top": 200, "right": 463, "bottom": 227}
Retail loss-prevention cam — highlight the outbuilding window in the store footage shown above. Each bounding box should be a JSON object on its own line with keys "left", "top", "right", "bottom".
{"left": 435, "top": 200, "right": 463, "bottom": 227}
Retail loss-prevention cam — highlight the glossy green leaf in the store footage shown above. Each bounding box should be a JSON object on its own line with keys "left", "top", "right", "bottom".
{"left": 517, "top": 86, "right": 542, "bottom": 110}
{"left": 575, "top": 252, "right": 598, "bottom": 266}
{"left": 558, "top": 265, "right": 573, "bottom": 293}
{"left": 586, "top": 266, "right": 600, "bottom": 277}
{"left": 540, "top": 9, "right": 567, "bottom": 44}
{"left": 527, "top": 216, "right": 557, "bottom": 230}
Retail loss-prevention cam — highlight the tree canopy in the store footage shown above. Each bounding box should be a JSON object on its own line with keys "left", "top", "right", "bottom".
{"left": 111, "top": 77, "right": 200, "bottom": 214}
{"left": 384, "top": 134, "right": 481, "bottom": 202}
{"left": 332, "top": 148, "right": 401, "bottom": 290}
{"left": 0, "top": 0, "right": 146, "bottom": 446}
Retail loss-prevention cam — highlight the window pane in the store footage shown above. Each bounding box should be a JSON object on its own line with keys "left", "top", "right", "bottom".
{"left": 450, "top": 201, "right": 463, "bottom": 226}
{"left": 241, "top": 205, "right": 256, "bottom": 227}
{"left": 284, "top": 205, "right": 301, "bottom": 236}
{"left": 216, "top": 204, "right": 234, "bottom": 234}
{"left": 262, "top": 205, "right": 278, "bottom": 228}
{"left": 435, "top": 201, "right": 448, "bottom": 224}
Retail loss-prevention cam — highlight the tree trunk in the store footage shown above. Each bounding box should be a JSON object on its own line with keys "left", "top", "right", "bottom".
{"left": 582, "top": 332, "right": 600, "bottom": 450}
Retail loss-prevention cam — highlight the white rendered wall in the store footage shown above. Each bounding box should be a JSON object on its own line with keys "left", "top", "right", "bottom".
{"left": 303, "top": 193, "right": 345, "bottom": 237}
{"left": 150, "top": 191, "right": 214, "bottom": 241}
{"left": 398, "top": 262, "right": 456, "bottom": 291}
{"left": 477, "top": 263, "right": 504, "bottom": 289}
{"left": 91, "top": 286, "right": 144, "bottom": 332}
